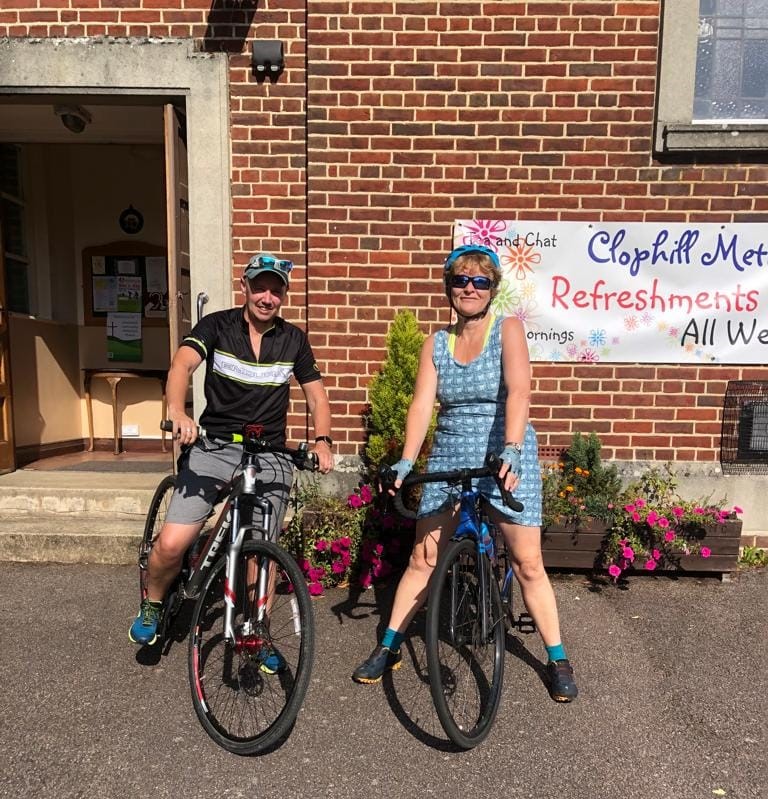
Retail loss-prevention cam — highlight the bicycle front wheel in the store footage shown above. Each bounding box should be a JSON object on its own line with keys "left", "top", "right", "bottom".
{"left": 138, "top": 474, "right": 176, "bottom": 602}
{"left": 188, "top": 539, "right": 314, "bottom": 755}
{"left": 425, "top": 537, "right": 505, "bottom": 749}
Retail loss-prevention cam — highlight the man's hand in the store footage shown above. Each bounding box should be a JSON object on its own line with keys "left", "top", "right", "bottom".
{"left": 311, "top": 440, "right": 333, "bottom": 473}
{"left": 172, "top": 414, "right": 198, "bottom": 445}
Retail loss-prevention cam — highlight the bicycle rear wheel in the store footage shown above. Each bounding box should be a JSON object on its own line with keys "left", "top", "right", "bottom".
{"left": 188, "top": 539, "right": 314, "bottom": 755}
{"left": 426, "top": 537, "right": 505, "bottom": 749}
{"left": 138, "top": 475, "right": 176, "bottom": 602}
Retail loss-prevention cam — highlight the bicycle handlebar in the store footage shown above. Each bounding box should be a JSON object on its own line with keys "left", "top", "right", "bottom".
{"left": 379, "top": 453, "right": 524, "bottom": 519}
{"left": 160, "top": 420, "right": 319, "bottom": 472}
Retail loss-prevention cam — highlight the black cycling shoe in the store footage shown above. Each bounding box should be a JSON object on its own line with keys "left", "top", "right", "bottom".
{"left": 547, "top": 659, "right": 578, "bottom": 702}
{"left": 352, "top": 645, "right": 402, "bottom": 684}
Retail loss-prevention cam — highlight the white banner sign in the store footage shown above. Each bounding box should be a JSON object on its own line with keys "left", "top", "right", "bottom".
{"left": 454, "top": 220, "right": 768, "bottom": 364}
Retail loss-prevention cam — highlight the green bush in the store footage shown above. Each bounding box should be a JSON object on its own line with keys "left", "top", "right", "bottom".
{"left": 363, "top": 309, "right": 434, "bottom": 470}
{"left": 541, "top": 432, "right": 623, "bottom": 528}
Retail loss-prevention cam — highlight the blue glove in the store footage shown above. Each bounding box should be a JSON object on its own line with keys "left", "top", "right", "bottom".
{"left": 391, "top": 458, "right": 413, "bottom": 483}
{"left": 499, "top": 445, "right": 522, "bottom": 478}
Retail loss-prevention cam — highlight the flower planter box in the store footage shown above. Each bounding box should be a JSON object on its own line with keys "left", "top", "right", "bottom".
{"left": 541, "top": 519, "right": 743, "bottom": 576}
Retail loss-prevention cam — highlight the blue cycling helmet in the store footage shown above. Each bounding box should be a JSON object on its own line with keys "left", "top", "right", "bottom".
{"left": 444, "top": 244, "right": 501, "bottom": 272}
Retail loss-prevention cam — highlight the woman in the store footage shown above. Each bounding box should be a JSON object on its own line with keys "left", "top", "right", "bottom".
{"left": 352, "top": 244, "right": 577, "bottom": 702}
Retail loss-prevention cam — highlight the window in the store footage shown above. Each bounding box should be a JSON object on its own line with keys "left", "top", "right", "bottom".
{"left": 0, "top": 144, "right": 30, "bottom": 313}
{"left": 655, "top": 0, "right": 768, "bottom": 153}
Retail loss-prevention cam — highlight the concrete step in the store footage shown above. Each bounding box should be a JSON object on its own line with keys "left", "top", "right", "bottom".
{"left": 2, "top": 514, "right": 144, "bottom": 565}
{"left": 0, "top": 470, "right": 164, "bottom": 518}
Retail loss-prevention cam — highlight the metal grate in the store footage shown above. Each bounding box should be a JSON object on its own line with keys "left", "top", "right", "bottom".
{"left": 721, "top": 380, "right": 768, "bottom": 474}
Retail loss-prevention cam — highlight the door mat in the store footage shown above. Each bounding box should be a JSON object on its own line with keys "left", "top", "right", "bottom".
{"left": 40, "top": 461, "right": 173, "bottom": 473}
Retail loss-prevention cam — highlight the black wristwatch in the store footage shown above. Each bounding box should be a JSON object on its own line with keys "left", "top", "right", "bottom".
{"left": 315, "top": 435, "right": 333, "bottom": 447}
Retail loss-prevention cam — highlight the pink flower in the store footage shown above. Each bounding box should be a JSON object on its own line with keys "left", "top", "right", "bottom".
{"left": 315, "top": 540, "right": 328, "bottom": 551}
{"left": 360, "top": 484, "right": 373, "bottom": 503}
{"left": 644, "top": 558, "right": 657, "bottom": 571}
{"left": 622, "top": 546, "right": 635, "bottom": 561}
{"left": 632, "top": 511, "right": 641, "bottom": 522}
{"left": 672, "top": 506, "right": 684, "bottom": 518}
{"left": 299, "top": 558, "right": 311, "bottom": 573}
{"left": 341, "top": 551, "right": 351, "bottom": 566}
{"left": 373, "top": 543, "right": 384, "bottom": 555}
{"left": 347, "top": 494, "right": 363, "bottom": 509}
{"left": 664, "top": 531, "right": 675, "bottom": 542}
{"left": 608, "top": 563, "right": 622, "bottom": 579}
{"left": 693, "top": 507, "right": 705, "bottom": 515}
{"left": 359, "top": 573, "right": 373, "bottom": 589}
{"left": 646, "top": 511, "right": 658, "bottom": 525}
{"left": 635, "top": 498, "right": 646, "bottom": 508}
{"left": 331, "top": 560, "right": 346, "bottom": 574}
{"left": 733, "top": 505, "right": 743, "bottom": 514}
{"left": 308, "top": 566, "right": 326, "bottom": 581}
{"left": 624, "top": 504, "right": 635, "bottom": 513}
{"left": 331, "top": 539, "right": 344, "bottom": 554}
{"left": 308, "top": 581, "right": 324, "bottom": 596}
{"left": 658, "top": 517, "right": 670, "bottom": 528}
{"left": 700, "top": 546, "right": 712, "bottom": 559}
{"left": 339, "top": 536, "right": 352, "bottom": 548}
{"left": 652, "top": 549, "right": 661, "bottom": 560}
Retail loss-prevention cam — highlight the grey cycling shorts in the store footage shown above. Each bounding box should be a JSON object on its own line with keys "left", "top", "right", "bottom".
{"left": 165, "top": 437, "right": 294, "bottom": 540}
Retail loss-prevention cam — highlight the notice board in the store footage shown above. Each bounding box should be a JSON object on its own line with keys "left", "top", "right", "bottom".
{"left": 82, "top": 240, "right": 168, "bottom": 327}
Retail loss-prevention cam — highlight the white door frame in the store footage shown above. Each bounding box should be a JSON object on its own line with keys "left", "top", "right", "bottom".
{"left": 0, "top": 38, "right": 233, "bottom": 417}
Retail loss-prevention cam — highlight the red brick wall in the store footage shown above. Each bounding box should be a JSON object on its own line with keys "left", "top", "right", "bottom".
{"left": 4, "top": 1, "right": 768, "bottom": 463}
{"left": 306, "top": 1, "right": 768, "bottom": 461}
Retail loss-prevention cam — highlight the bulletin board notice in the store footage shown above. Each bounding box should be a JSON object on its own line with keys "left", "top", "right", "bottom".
{"left": 82, "top": 241, "right": 168, "bottom": 327}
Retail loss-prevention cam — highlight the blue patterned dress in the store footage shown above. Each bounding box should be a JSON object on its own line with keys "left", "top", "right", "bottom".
{"left": 418, "top": 315, "right": 542, "bottom": 526}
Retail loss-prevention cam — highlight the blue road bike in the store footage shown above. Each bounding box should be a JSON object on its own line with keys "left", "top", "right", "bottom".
{"left": 382, "top": 454, "right": 535, "bottom": 749}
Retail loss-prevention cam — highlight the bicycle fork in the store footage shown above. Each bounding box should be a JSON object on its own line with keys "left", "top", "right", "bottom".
{"left": 223, "top": 496, "right": 273, "bottom": 642}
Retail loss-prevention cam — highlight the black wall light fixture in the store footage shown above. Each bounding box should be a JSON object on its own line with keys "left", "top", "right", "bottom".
{"left": 251, "top": 40, "right": 284, "bottom": 80}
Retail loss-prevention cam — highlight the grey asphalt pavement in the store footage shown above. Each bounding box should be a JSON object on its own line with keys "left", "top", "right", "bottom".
{"left": 1, "top": 562, "right": 766, "bottom": 799}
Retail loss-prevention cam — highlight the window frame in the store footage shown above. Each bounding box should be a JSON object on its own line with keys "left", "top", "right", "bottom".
{"left": 655, "top": 0, "right": 768, "bottom": 154}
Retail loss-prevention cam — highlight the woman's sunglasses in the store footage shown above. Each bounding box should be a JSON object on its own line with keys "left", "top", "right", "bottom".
{"left": 449, "top": 274, "right": 494, "bottom": 290}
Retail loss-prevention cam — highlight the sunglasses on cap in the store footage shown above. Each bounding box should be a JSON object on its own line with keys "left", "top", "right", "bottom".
{"left": 449, "top": 274, "right": 495, "bottom": 291}
{"left": 444, "top": 244, "right": 501, "bottom": 271}
{"left": 246, "top": 254, "right": 294, "bottom": 275}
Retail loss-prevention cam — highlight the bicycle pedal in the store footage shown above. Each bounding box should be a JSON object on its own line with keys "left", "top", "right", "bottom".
{"left": 516, "top": 613, "right": 537, "bottom": 634}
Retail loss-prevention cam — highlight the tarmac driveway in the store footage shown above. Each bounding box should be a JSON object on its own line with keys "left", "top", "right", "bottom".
{"left": 1, "top": 562, "right": 765, "bottom": 799}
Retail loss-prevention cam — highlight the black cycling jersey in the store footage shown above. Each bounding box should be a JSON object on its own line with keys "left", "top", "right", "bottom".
{"left": 180, "top": 307, "right": 322, "bottom": 443}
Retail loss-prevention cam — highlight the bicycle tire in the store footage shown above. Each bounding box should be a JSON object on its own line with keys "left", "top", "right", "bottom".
{"left": 188, "top": 538, "right": 314, "bottom": 755}
{"left": 426, "top": 537, "right": 505, "bottom": 749}
{"left": 138, "top": 474, "right": 177, "bottom": 602}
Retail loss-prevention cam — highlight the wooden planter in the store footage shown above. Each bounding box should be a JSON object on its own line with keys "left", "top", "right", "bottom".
{"left": 541, "top": 519, "right": 743, "bottom": 576}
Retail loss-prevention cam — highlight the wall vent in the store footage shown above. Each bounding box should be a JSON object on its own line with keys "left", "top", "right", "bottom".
{"left": 721, "top": 381, "right": 768, "bottom": 474}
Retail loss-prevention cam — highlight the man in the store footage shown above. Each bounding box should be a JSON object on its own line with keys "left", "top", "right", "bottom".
{"left": 129, "top": 252, "right": 333, "bottom": 650}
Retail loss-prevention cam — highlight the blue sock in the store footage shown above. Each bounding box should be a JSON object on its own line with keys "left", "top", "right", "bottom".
{"left": 546, "top": 643, "right": 567, "bottom": 663}
{"left": 381, "top": 628, "right": 404, "bottom": 651}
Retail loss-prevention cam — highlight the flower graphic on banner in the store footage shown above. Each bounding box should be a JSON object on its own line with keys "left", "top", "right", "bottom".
{"left": 578, "top": 348, "right": 600, "bottom": 362}
{"left": 500, "top": 243, "right": 541, "bottom": 280}
{"left": 624, "top": 316, "right": 639, "bottom": 331}
{"left": 588, "top": 329, "right": 607, "bottom": 347}
{"left": 459, "top": 219, "right": 507, "bottom": 246}
{"left": 491, "top": 280, "right": 521, "bottom": 316}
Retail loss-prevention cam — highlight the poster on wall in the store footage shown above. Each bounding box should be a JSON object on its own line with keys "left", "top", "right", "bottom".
{"left": 117, "top": 275, "right": 143, "bottom": 313}
{"left": 106, "top": 312, "right": 142, "bottom": 362}
{"left": 454, "top": 220, "right": 768, "bottom": 364}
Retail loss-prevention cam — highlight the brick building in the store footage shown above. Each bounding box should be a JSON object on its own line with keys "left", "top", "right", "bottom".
{"left": 0, "top": 2, "right": 766, "bottom": 539}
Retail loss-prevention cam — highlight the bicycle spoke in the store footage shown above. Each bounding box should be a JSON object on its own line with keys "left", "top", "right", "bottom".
{"left": 426, "top": 538, "right": 505, "bottom": 748}
{"left": 189, "top": 540, "right": 314, "bottom": 754}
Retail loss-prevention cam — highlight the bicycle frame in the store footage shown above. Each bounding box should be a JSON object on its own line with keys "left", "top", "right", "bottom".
{"left": 167, "top": 425, "right": 313, "bottom": 644}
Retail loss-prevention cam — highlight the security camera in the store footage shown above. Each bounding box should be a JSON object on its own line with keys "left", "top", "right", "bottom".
{"left": 54, "top": 105, "right": 92, "bottom": 134}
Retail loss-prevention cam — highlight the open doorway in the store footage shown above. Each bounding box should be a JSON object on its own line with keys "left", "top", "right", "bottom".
{"left": 0, "top": 96, "right": 184, "bottom": 469}
{"left": 0, "top": 38, "right": 232, "bottom": 476}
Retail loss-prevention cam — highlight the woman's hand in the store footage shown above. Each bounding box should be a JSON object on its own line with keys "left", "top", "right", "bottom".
{"left": 498, "top": 444, "right": 522, "bottom": 492}
{"left": 381, "top": 458, "right": 413, "bottom": 495}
